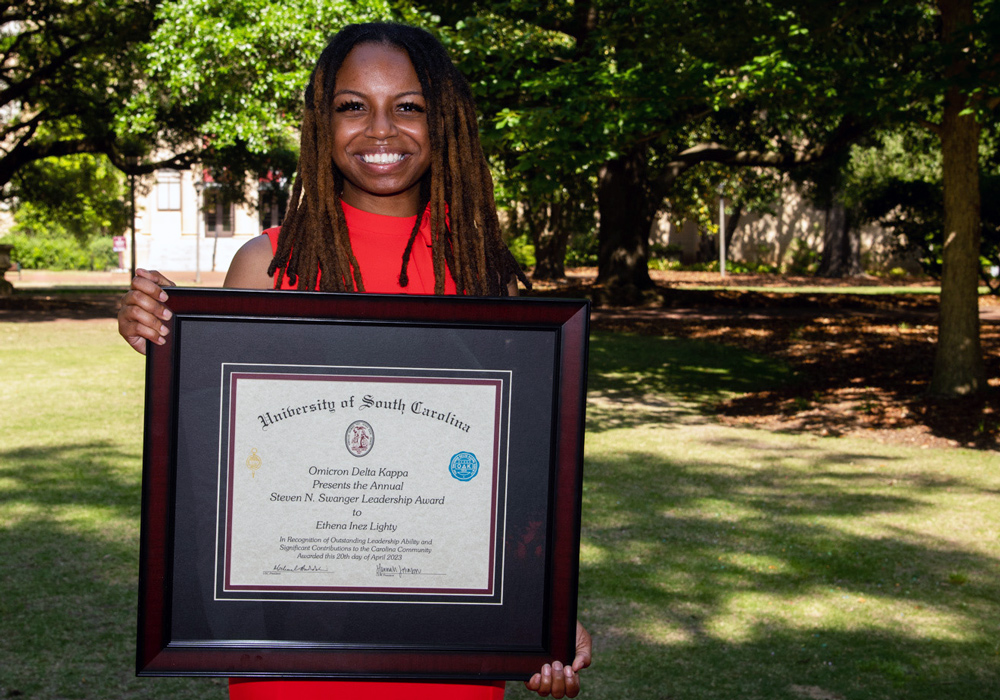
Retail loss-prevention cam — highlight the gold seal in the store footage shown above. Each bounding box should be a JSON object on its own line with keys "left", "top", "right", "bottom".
{"left": 246, "top": 448, "right": 262, "bottom": 478}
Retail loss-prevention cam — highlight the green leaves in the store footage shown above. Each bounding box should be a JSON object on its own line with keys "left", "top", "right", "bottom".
{"left": 120, "top": 0, "right": 397, "bottom": 155}
{"left": 10, "top": 154, "right": 128, "bottom": 243}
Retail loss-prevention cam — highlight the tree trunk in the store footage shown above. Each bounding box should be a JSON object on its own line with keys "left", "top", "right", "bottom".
{"left": 930, "top": 94, "right": 985, "bottom": 395}
{"left": 930, "top": 0, "right": 986, "bottom": 396}
{"left": 530, "top": 200, "right": 569, "bottom": 280}
{"left": 596, "top": 148, "right": 654, "bottom": 290}
{"left": 818, "top": 202, "right": 862, "bottom": 277}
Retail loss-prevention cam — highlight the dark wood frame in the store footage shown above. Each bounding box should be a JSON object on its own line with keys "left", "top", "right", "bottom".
{"left": 137, "top": 288, "right": 589, "bottom": 679}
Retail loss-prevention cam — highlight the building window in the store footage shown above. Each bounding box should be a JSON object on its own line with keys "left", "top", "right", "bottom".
{"left": 204, "top": 188, "right": 234, "bottom": 237}
{"left": 156, "top": 171, "right": 181, "bottom": 210}
{"left": 259, "top": 189, "right": 287, "bottom": 230}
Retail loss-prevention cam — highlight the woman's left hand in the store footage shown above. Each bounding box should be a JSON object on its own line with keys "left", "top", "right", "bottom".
{"left": 524, "top": 622, "right": 592, "bottom": 698}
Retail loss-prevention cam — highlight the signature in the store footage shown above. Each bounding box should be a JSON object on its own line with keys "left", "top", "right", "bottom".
{"left": 264, "top": 564, "right": 329, "bottom": 574}
{"left": 375, "top": 563, "right": 426, "bottom": 577}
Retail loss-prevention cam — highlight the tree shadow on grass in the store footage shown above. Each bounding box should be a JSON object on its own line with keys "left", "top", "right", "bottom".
{"left": 0, "top": 440, "right": 142, "bottom": 514}
{"left": 0, "top": 440, "right": 226, "bottom": 699}
{"left": 557, "top": 286, "right": 1000, "bottom": 449}
{"left": 587, "top": 332, "right": 796, "bottom": 432}
{"left": 0, "top": 523, "right": 228, "bottom": 700}
{"left": 548, "top": 447, "right": 1000, "bottom": 700}
{"left": 545, "top": 628, "right": 1000, "bottom": 700}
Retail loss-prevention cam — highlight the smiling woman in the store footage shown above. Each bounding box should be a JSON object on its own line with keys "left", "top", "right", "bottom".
{"left": 116, "top": 20, "right": 590, "bottom": 700}
{"left": 258, "top": 22, "right": 527, "bottom": 297}
{"left": 330, "top": 43, "right": 431, "bottom": 216}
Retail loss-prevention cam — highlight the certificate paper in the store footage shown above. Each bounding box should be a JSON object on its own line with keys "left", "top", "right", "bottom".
{"left": 218, "top": 366, "right": 509, "bottom": 601}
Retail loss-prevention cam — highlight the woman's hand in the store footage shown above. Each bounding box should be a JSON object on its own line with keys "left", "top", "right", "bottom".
{"left": 117, "top": 269, "right": 176, "bottom": 355}
{"left": 524, "top": 622, "right": 592, "bottom": 698}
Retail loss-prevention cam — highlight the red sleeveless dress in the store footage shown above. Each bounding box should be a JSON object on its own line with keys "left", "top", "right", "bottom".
{"left": 228, "top": 201, "right": 502, "bottom": 700}
{"left": 265, "top": 200, "right": 457, "bottom": 294}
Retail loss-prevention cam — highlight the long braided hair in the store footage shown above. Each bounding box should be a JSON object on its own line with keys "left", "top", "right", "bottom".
{"left": 268, "top": 22, "right": 528, "bottom": 296}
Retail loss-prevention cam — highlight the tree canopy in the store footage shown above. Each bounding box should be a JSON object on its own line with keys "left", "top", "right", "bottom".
{"left": 430, "top": 0, "right": 999, "bottom": 395}
{"left": 9, "top": 154, "right": 127, "bottom": 241}
{"left": 434, "top": 1, "right": 886, "bottom": 290}
{"left": 1, "top": 0, "right": 167, "bottom": 187}
{"left": 1, "top": 0, "right": 398, "bottom": 194}
{"left": 120, "top": 0, "right": 399, "bottom": 191}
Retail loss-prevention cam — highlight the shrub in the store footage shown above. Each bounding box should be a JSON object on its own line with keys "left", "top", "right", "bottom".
{"left": 87, "top": 236, "right": 118, "bottom": 271}
{"left": 648, "top": 243, "right": 684, "bottom": 271}
{"left": 564, "top": 233, "right": 598, "bottom": 268}
{"left": 726, "top": 260, "right": 780, "bottom": 274}
{"left": 783, "top": 238, "right": 820, "bottom": 275}
{"left": 0, "top": 233, "right": 117, "bottom": 271}
{"left": 679, "top": 260, "right": 720, "bottom": 273}
{"left": 651, "top": 243, "right": 684, "bottom": 260}
{"left": 648, "top": 258, "right": 682, "bottom": 271}
{"left": 505, "top": 233, "right": 536, "bottom": 270}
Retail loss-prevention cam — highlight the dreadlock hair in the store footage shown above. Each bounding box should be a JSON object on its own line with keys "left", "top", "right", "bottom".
{"left": 268, "top": 22, "right": 529, "bottom": 296}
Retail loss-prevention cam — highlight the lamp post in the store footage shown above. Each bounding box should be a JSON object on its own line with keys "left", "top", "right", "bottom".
{"left": 718, "top": 185, "right": 726, "bottom": 279}
{"left": 193, "top": 177, "right": 203, "bottom": 284}
{"left": 129, "top": 169, "right": 137, "bottom": 278}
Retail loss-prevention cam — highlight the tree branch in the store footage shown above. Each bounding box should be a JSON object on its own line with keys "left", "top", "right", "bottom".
{"left": 0, "top": 134, "right": 201, "bottom": 190}
{"left": 919, "top": 119, "right": 943, "bottom": 136}
{"left": 0, "top": 25, "right": 43, "bottom": 69}
{"left": 0, "top": 137, "right": 99, "bottom": 189}
{"left": 0, "top": 38, "right": 88, "bottom": 108}
{"left": 651, "top": 116, "right": 870, "bottom": 197}
{"left": 0, "top": 110, "right": 46, "bottom": 144}
{"left": 104, "top": 145, "right": 200, "bottom": 175}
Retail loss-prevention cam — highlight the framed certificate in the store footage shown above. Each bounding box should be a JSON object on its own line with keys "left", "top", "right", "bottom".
{"left": 137, "top": 288, "right": 589, "bottom": 679}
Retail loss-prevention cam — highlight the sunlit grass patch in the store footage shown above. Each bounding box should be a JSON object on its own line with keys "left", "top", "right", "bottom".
{"left": 0, "top": 320, "right": 226, "bottom": 700}
{"left": 572, "top": 417, "right": 1000, "bottom": 699}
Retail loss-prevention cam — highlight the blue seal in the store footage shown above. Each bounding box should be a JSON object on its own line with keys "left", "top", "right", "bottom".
{"left": 449, "top": 452, "right": 479, "bottom": 481}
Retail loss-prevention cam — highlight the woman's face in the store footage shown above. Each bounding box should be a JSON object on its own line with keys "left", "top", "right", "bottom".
{"left": 331, "top": 43, "right": 431, "bottom": 217}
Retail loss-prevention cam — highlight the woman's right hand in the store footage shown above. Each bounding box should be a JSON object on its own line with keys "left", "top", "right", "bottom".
{"left": 117, "top": 269, "right": 176, "bottom": 355}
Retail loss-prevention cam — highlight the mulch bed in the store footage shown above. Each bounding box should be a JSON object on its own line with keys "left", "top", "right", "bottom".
{"left": 0, "top": 291, "right": 123, "bottom": 321}
{"left": 531, "top": 270, "right": 1000, "bottom": 451}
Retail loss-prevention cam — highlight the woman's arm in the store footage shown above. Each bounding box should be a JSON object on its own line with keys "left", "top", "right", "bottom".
{"left": 117, "top": 236, "right": 275, "bottom": 354}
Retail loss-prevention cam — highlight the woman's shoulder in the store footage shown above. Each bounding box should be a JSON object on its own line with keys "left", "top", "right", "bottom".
{"left": 223, "top": 234, "right": 276, "bottom": 289}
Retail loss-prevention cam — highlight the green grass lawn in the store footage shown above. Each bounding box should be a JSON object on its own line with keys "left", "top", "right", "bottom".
{"left": 0, "top": 320, "right": 228, "bottom": 699}
{"left": 2, "top": 321, "right": 998, "bottom": 700}
{"left": 679, "top": 284, "right": 996, "bottom": 296}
